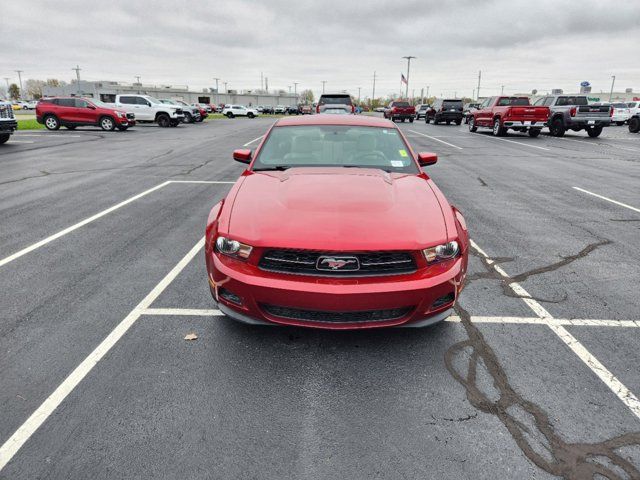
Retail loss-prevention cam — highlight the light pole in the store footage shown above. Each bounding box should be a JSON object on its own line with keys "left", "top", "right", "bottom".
{"left": 3, "top": 78, "right": 9, "bottom": 97}
{"left": 135, "top": 75, "right": 141, "bottom": 94}
{"left": 609, "top": 75, "right": 616, "bottom": 102}
{"left": 372, "top": 71, "right": 376, "bottom": 107}
{"left": 72, "top": 65, "right": 81, "bottom": 96}
{"left": 401, "top": 56, "right": 415, "bottom": 99}
{"left": 477, "top": 70, "right": 482, "bottom": 100}
{"left": 293, "top": 82, "right": 298, "bottom": 101}
{"left": 426, "top": 85, "right": 430, "bottom": 100}
{"left": 224, "top": 82, "right": 228, "bottom": 94}
{"left": 14, "top": 70, "right": 24, "bottom": 99}
{"left": 213, "top": 77, "right": 219, "bottom": 105}
{"left": 321, "top": 80, "right": 327, "bottom": 94}
{"left": 358, "top": 87, "right": 361, "bottom": 104}
{"left": 501, "top": 85, "right": 504, "bottom": 95}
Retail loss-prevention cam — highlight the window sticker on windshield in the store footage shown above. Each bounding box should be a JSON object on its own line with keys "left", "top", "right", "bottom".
{"left": 398, "top": 149, "right": 408, "bottom": 157}
{"left": 391, "top": 160, "right": 404, "bottom": 167}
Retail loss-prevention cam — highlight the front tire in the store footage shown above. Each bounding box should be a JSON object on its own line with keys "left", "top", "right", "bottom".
{"left": 0, "top": 133, "right": 10, "bottom": 144}
{"left": 157, "top": 113, "right": 170, "bottom": 128}
{"left": 247, "top": 112, "right": 255, "bottom": 118}
{"left": 425, "top": 116, "right": 430, "bottom": 124}
{"left": 629, "top": 117, "right": 640, "bottom": 133}
{"left": 183, "top": 112, "right": 193, "bottom": 124}
{"left": 226, "top": 112, "right": 234, "bottom": 118}
{"left": 100, "top": 116, "right": 116, "bottom": 131}
{"left": 44, "top": 115, "right": 60, "bottom": 130}
{"left": 169, "top": 119, "right": 180, "bottom": 127}
{"left": 409, "top": 117, "right": 414, "bottom": 123}
{"left": 446, "top": 120, "right": 451, "bottom": 125}
{"left": 549, "top": 117, "right": 565, "bottom": 137}
{"left": 455, "top": 119, "right": 462, "bottom": 125}
{"left": 469, "top": 116, "right": 477, "bottom": 132}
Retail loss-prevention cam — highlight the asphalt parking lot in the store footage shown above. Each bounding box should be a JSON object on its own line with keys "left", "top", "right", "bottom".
{"left": 1, "top": 118, "right": 639, "bottom": 479}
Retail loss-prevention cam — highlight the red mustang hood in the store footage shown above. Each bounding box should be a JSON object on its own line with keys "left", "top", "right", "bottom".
{"left": 228, "top": 168, "right": 448, "bottom": 251}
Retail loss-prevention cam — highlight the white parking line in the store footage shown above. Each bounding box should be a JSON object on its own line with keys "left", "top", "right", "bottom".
{"left": 408, "top": 130, "right": 463, "bottom": 150}
{"left": 243, "top": 135, "right": 263, "bottom": 147}
{"left": 0, "top": 180, "right": 234, "bottom": 269}
{"left": 573, "top": 187, "right": 640, "bottom": 213}
{"left": 470, "top": 239, "right": 640, "bottom": 420}
{"left": 13, "top": 134, "right": 82, "bottom": 138}
{"left": 483, "top": 135, "right": 551, "bottom": 151}
{"left": 0, "top": 181, "right": 171, "bottom": 269}
{"left": 140, "top": 308, "right": 640, "bottom": 327}
{"left": 141, "top": 307, "right": 224, "bottom": 316}
{"left": 0, "top": 238, "right": 205, "bottom": 472}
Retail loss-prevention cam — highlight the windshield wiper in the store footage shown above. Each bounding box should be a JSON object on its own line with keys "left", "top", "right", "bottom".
{"left": 252, "top": 165, "right": 291, "bottom": 171}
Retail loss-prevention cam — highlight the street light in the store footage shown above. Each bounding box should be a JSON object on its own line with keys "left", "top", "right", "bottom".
{"left": 609, "top": 75, "right": 616, "bottom": 102}
{"left": 321, "top": 80, "right": 327, "bottom": 94}
{"left": 213, "top": 77, "right": 219, "bottom": 105}
{"left": 401, "top": 56, "right": 415, "bottom": 99}
{"left": 72, "top": 65, "right": 81, "bottom": 96}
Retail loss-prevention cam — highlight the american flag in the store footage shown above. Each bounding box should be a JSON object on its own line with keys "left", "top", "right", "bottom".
{"left": 401, "top": 73, "right": 408, "bottom": 85}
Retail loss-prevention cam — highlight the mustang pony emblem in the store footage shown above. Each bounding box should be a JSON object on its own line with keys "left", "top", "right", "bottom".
{"left": 317, "top": 256, "right": 359, "bottom": 271}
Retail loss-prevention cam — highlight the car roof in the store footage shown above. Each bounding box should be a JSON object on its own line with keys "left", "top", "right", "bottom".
{"left": 275, "top": 114, "right": 395, "bottom": 128}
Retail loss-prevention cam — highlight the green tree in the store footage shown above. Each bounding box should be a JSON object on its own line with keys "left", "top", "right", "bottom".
{"left": 8, "top": 83, "right": 20, "bottom": 100}
{"left": 300, "top": 89, "right": 314, "bottom": 104}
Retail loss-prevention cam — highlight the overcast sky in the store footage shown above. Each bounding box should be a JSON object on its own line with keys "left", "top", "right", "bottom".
{"left": 2, "top": 0, "right": 639, "bottom": 99}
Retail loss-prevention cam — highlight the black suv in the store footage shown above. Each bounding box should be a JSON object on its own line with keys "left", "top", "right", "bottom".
{"left": 426, "top": 99, "right": 464, "bottom": 125}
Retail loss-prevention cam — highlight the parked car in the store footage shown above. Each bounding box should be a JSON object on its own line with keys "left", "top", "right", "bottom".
{"left": 0, "top": 101, "right": 18, "bottom": 144}
{"left": 36, "top": 97, "right": 135, "bottom": 131}
{"left": 159, "top": 99, "right": 201, "bottom": 123}
{"left": 374, "top": 106, "right": 386, "bottom": 113}
{"left": 262, "top": 105, "right": 274, "bottom": 114}
{"left": 383, "top": 101, "right": 416, "bottom": 122}
{"left": 316, "top": 94, "right": 355, "bottom": 114}
{"left": 274, "top": 105, "right": 287, "bottom": 114}
{"left": 629, "top": 114, "right": 640, "bottom": 133}
{"left": 468, "top": 96, "right": 549, "bottom": 137}
{"left": 533, "top": 95, "right": 611, "bottom": 137}
{"left": 610, "top": 103, "right": 631, "bottom": 125}
{"left": 193, "top": 103, "right": 212, "bottom": 113}
{"left": 191, "top": 103, "right": 209, "bottom": 121}
{"left": 425, "top": 99, "right": 464, "bottom": 125}
{"left": 463, "top": 103, "right": 481, "bottom": 124}
{"left": 222, "top": 105, "right": 259, "bottom": 118}
{"left": 627, "top": 101, "right": 640, "bottom": 117}
{"left": 286, "top": 105, "right": 300, "bottom": 115}
{"left": 205, "top": 115, "right": 468, "bottom": 329}
{"left": 415, "top": 104, "right": 429, "bottom": 120}
{"left": 21, "top": 100, "right": 38, "bottom": 110}
{"left": 300, "top": 105, "right": 312, "bottom": 115}
{"left": 110, "top": 94, "right": 183, "bottom": 127}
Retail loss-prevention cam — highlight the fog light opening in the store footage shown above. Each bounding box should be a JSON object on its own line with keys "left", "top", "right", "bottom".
{"left": 432, "top": 292, "right": 455, "bottom": 309}
{"left": 218, "top": 288, "right": 242, "bottom": 306}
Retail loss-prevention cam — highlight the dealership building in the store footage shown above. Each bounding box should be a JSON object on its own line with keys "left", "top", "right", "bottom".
{"left": 42, "top": 80, "right": 300, "bottom": 107}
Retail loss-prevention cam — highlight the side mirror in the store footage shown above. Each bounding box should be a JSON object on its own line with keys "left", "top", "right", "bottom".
{"left": 233, "top": 149, "right": 252, "bottom": 164}
{"left": 417, "top": 152, "right": 438, "bottom": 166}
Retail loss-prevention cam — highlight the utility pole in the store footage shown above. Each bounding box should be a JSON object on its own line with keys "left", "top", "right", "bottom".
{"left": 71, "top": 65, "right": 81, "bottom": 96}
{"left": 372, "top": 71, "right": 377, "bottom": 106}
{"left": 260, "top": 72, "right": 263, "bottom": 91}
{"left": 224, "top": 82, "right": 228, "bottom": 93}
{"left": 358, "top": 87, "right": 361, "bottom": 104}
{"left": 609, "top": 75, "right": 616, "bottom": 102}
{"left": 293, "top": 82, "right": 298, "bottom": 98}
{"left": 14, "top": 70, "right": 24, "bottom": 99}
{"left": 135, "top": 75, "right": 141, "bottom": 94}
{"left": 213, "top": 77, "right": 219, "bottom": 105}
{"left": 3, "top": 77, "right": 9, "bottom": 95}
{"left": 426, "top": 85, "right": 430, "bottom": 101}
{"left": 476, "top": 70, "right": 481, "bottom": 100}
{"left": 501, "top": 85, "right": 504, "bottom": 95}
{"left": 265, "top": 77, "right": 268, "bottom": 93}
{"left": 401, "top": 56, "right": 415, "bottom": 99}
{"left": 420, "top": 87, "right": 424, "bottom": 104}
{"left": 321, "top": 80, "right": 327, "bottom": 94}
{"left": 472, "top": 88, "right": 475, "bottom": 100}
{"left": 454, "top": 91, "right": 457, "bottom": 98}
{"left": 288, "top": 85, "right": 291, "bottom": 94}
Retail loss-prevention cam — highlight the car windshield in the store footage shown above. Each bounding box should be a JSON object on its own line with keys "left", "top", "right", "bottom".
{"left": 252, "top": 125, "right": 419, "bottom": 173}
{"left": 393, "top": 101, "right": 410, "bottom": 107}
{"left": 319, "top": 95, "right": 352, "bottom": 105}
{"left": 443, "top": 101, "right": 463, "bottom": 108}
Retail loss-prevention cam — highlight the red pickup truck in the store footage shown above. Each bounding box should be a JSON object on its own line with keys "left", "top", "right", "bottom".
{"left": 468, "top": 96, "right": 549, "bottom": 137}
{"left": 383, "top": 101, "right": 416, "bottom": 123}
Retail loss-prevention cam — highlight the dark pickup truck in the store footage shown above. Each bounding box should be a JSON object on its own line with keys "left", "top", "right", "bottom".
{"left": 0, "top": 101, "right": 18, "bottom": 144}
{"left": 383, "top": 101, "right": 416, "bottom": 122}
{"left": 533, "top": 95, "right": 611, "bottom": 138}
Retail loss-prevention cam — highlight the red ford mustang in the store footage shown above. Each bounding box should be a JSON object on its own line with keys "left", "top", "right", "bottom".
{"left": 205, "top": 115, "right": 468, "bottom": 329}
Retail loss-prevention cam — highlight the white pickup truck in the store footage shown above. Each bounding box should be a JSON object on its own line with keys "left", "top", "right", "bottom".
{"left": 110, "top": 94, "right": 184, "bottom": 127}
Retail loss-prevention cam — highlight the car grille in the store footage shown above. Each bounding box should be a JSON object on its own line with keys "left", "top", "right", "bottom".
{"left": 261, "top": 304, "right": 413, "bottom": 324}
{"left": 175, "top": 108, "right": 184, "bottom": 115}
{"left": 0, "top": 105, "right": 15, "bottom": 119}
{"left": 259, "top": 249, "right": 417, "bottom": 276}
{"left": 126, "top": 113, "right": 135, "bottom": 120}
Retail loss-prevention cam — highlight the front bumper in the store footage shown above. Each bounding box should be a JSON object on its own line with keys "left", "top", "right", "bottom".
{"left": 207, "top": 252, "right": 466, "bottom": 330}
{"left": 503, "top": 120, "right": 546, "bottom": 128}
{"left": 0, "top": 120, "right": 18, "bottom": 132}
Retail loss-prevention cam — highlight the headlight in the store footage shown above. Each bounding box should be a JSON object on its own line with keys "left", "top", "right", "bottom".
{"left": 423, "top": 241, "right": 459, "bottom": 263}
{"left": 215, "top": 236, "right": 253, "bottom": 259}
{"left": 116, "top": 112, "right": 124, "bottom": 118}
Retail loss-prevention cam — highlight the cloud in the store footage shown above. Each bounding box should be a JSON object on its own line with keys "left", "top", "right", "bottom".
{"left": 1, "top": 0, "right": 639, "bottom": 98}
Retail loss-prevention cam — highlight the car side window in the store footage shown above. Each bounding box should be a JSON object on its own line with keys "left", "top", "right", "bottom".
{"left": 120, "top": 96, "right": 136, "bottom": 104}
{"left": 75, "top": 99, "right": 88, "bottom": 108}
{"left": 533, "top": 98, "right": 544, "bottom": 106}
{"left": 136, "top": 97, "right": 150, "bottom": 106}
{"left": 544, "top": 97, "right": 555, "bottom": 106}
{"left": 59, "top": 98, "right": 75, "bottom": 107}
